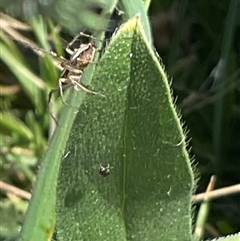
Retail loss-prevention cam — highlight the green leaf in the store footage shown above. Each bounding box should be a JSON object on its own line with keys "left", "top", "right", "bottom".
{"left": 18, "top": 23, "right": 105, "bottom": 241}
{"left": 18, "top": 90, "right": 81, "bottom": 240}
{"left": 210, "top": 233, "right": 240, "bottom": 241}
{"left": 0, "top": 41, "right": 45, "bottom": 110}
{"left": 119, "top": 0, "right": 152, "bottom": 43}
{"left": 56, "top": 16, "right": 194, "bottom": 241}
{"left": 0, "top": 112, "right": 33, "bottom": 141}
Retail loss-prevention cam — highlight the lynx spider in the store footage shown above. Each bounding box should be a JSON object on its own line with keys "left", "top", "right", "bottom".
{"left": 48, "top": 32, "right": 101, "bottom": 105}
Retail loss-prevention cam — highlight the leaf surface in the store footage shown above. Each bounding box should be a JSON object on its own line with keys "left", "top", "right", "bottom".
{"left": 56, "top": 16, "right": 194, "bottom": 241}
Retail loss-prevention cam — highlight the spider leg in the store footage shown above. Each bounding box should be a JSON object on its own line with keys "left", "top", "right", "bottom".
{"left": 58, "top": 78, "right": 73, "bottom": 106}
{"left": 68, "top": 75, "right": 92, "bottom": 93}
{"left": 78, "top": 32, "right": 97, "bottom": 41}
{"left": 61, "top": 61, "right": 83, "bottom": 74}
{"left": 69, "top": 75, "right": 105, "bottom": 97}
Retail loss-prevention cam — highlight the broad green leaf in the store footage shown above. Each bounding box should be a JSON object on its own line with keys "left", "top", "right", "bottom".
{"left": 210, "top": 233, "right": 240, "bottom": 241}
{"left": 56, "top": 16, "right": 194, "bottom": 241}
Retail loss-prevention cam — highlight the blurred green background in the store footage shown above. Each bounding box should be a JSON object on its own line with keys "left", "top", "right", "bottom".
{"left": 0, "top": 0, "right": 239, "bottom": 240}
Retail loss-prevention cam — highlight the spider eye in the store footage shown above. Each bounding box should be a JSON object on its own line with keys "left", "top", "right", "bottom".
{"left": 99, "top": 164, "right": 110, "bottom": 177}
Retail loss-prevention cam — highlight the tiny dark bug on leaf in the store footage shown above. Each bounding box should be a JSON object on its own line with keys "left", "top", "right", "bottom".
{"left": 99, "top": 164, "right": 110, "bottom": 177}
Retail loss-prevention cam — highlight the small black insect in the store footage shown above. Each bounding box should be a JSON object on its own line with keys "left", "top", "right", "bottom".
{"left": 99, "top": 164, "right": 110, "bottom": 177}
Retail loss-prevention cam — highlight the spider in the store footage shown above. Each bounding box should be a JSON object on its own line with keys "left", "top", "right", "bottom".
{"left": 48, "top": 32, "right": 101, "bottom": 105}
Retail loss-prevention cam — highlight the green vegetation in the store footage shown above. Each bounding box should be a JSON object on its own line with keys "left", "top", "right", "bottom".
{"left": 0, "top": 0, "right": 239, "bottom": 240}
